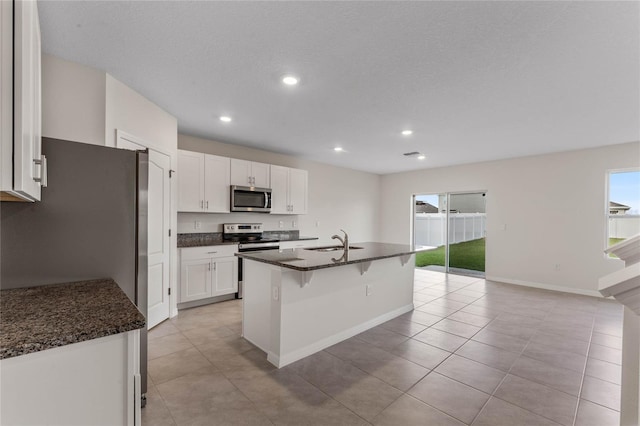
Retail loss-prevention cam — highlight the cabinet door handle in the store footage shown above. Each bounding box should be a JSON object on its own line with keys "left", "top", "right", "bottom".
{"left": 200, "top": 200, "right": 204, "bottom": 209}
{"left": 206, "top": 200, "right": 209, "bottom": 209}
{"left": 213, "top": 262, "right": 216, "bottom": 271}
{"left": 207, "top": 251, "right": 217, "bottom": 254}
{"left": 208, "top": 262, "right": 211, "bottom": 271}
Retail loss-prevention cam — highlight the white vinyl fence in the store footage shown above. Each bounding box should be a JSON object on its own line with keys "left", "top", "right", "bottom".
{"left": 609, "top": 215, "right": 640, "bottom": 239}
{"left": 415, "top": 213, "right": 486, "bottom": 248}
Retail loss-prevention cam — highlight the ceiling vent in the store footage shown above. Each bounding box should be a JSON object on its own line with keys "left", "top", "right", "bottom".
{"left": 403, "top": 151, "right": 420, "bottom": 156}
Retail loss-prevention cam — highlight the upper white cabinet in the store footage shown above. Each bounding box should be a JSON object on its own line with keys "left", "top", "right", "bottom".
{"left": 270, "top": 165, "right": 308, "bottom": 215}
{"left": 177, "top": 150, "right": 230, "bottom": 213}
{"left": 230, "top": 159, "right": 270, "bottom": 188}
{"left": 1, "top": 0, "right": 44, "bottom": 202}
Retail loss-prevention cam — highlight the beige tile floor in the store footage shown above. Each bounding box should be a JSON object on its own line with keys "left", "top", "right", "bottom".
{"left": 143, "top": 270, "right": 623, "bottom": 426}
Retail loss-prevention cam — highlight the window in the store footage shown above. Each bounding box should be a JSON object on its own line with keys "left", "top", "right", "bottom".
{"left": 607, "top": 170, "right": 640, "bottom": 248}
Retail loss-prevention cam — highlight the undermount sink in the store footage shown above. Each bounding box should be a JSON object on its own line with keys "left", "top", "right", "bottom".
{"left": 306, "top": 245, "right": 364, "bottom": 252}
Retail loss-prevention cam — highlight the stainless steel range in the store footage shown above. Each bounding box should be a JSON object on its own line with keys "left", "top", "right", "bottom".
{"left": 223, "top": 223, "right": 280, "bottom": 298}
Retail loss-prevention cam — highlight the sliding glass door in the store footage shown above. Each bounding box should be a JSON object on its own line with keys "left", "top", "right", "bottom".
{"left": 447, "top": 192, "right": 486, "bottom": 276}
{"left": 414, "top": 191, "right": 486, "bottom": 276}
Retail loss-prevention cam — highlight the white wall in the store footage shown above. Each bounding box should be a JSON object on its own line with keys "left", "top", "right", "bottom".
{"left": 178, "top": 134, "right": 381, "bottom": 244}
{"left": 381, "top": 141, "right": 640, "bottom": 296}
{"left": 40, "top": 55, "right": 179, "bottom": 317}
{"left": 41, "top": 54, "right": 105, "bottom": 145}
{"left": 104, "top": 75, "right": 177, "bottom": 153}
{"left": 104, "top": 74, "right": 179, "bottom": 316}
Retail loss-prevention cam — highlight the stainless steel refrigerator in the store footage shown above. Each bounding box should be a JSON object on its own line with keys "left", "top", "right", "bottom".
{"left": 0, "top": 137, "right": 149, "bottom": 403}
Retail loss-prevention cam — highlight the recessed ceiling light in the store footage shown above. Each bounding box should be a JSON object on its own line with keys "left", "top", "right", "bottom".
{"left": 334, "top": 147, "right": 344, "bottom": 152}
{"left": 402, "top": 130, "right": 413, "bottom": 136}
{"left": 417, "top": 154, "right": 426, "bottom": 160}
{"left": 219, "top": 116, "right": 232, "bottom": 123}
{"left": 282, "top": 75, "right": 299, "bottom": 86}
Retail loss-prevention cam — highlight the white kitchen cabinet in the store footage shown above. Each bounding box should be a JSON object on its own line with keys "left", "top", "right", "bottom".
{"left": 1, "top": 0, "right": 44, "bottom": 202}
{"left": 177, "top": 149, "right": 230, "bottom": 213}
{"left": 179, "top": 245, "right": 238, "bottom": 303}
{"left": 279, "top": 240, "right": 318, "bottom": 250}
{"left": 1, "top": 331, "right": 141, "bottom": 426}
{"left": 230, "top": 158, "right": 270, "bottom": 188}
{"left": 270, "top": 165, "right": 308, "bottom": 214}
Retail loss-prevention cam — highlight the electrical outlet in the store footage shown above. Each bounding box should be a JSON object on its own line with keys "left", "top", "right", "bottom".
{"left": 273, "top": 286, "right": 279, "bottom": 301}
{"left": 501, "top": 224, "right": 507, "bottom": 231}
{"left": 279, "top": 221, "right": 284, "bottom": 229}
{"left": 195, "top": 221, "right": 201, "bottom": 230}
{"left": 554, "top": 264, "right": 561, "bottom": 271}
{"left": 292, "top": 221, "right": 297, "bottom": 228}
{"left": 366, "top": 284, "right": 373, "bottom": 296}
{"left": 316, "top": 221, "right": 320, "bottom": 227}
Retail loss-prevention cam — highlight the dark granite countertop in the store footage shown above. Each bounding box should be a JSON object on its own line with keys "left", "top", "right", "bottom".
{"left": 236, "top": 242, "right": 417, "bottom": 271}
{"left": 0, "top": 279, "right": 145, "bottom": 360}
{"left": 177, "top": 231, "right": 318, "bottom": 248}
{"left": 177, "top": 232, "right": 235, "bottom": 248}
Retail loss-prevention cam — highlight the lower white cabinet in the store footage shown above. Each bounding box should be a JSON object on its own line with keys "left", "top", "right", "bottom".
{"left": 180, "top": 245, "right": 238, "bottom": 303}
{"left": 0, "top": 330, "right": 141, "bottom": 426}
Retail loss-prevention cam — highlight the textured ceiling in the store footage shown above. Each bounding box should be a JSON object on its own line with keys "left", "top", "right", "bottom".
{"left": 38, "top": 1, "right": 639, "bottom": 175}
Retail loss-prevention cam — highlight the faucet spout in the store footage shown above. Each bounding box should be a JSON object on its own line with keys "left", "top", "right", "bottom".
{"left": 331, "top": 229, "right": 349, "bottom": 253}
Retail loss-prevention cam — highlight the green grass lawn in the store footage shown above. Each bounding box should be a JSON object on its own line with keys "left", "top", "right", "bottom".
{"left": 416, "top": 238, "right": 486, "bottom": 272}
{"left": 608, "top": 237, "right": 626, "bottom": 258}
{"left": 609, "top": 238, "right": 625, "bottom": 246}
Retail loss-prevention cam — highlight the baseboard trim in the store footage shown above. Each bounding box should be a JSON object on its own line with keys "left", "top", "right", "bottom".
{"left": 270, "top": 303, "right": 414, "bottom": 368}
{"left": 485, "top": 275, "right": 604, "bottom": 298}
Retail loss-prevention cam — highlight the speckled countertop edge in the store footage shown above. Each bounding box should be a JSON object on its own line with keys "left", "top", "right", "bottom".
{"left": 0, "top": 279, "right": 145, "bottom": 360}
{"left": 236, "top": 242, "right": 417, "bottom": 272}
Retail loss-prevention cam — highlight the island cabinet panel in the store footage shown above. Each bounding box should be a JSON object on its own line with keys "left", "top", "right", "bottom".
{"left": 177, "top": 149, "right": 230, "bottom": 213}
{"left": 179, "top": 245, "right": 238, "bottom": 303}
{"left": 230, "top": 158, "right": 270, "bottom": 188}
{"left": 242, "top": 254, "right": 415, "bottom": 367}
{"left": 270, "top": 165, "right": 308, "bottom": 215}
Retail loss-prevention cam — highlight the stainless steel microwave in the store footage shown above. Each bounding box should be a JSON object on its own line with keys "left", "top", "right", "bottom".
{"left": 230, "top": 185, "right": 272, "bottom": 213}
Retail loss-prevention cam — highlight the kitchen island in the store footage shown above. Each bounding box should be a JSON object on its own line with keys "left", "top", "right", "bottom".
{"left": 238, "top": 242, "right": 416, "bottom": 367}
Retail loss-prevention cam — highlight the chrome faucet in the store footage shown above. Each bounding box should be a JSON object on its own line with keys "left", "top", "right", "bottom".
{"left": 332, "top": 229, "right": 349, "bottom": 253}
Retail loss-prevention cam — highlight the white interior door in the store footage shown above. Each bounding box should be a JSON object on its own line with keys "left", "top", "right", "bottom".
{"left": 146, "top": 150, "right": 171, "bottom": 328}
{"left": 116, "top": 132, "right": 171, "bottom": 329}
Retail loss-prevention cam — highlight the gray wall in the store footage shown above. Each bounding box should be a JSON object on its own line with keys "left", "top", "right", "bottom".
{"left": 0, "top": 138, "right": 137, "bottom": 301}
